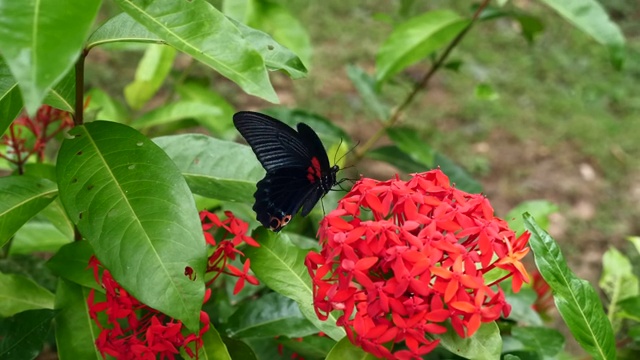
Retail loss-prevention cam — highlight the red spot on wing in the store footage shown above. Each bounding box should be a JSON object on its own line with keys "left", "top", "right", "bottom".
{"left": 307, "top": 157, "right": 322, "bottom": 183}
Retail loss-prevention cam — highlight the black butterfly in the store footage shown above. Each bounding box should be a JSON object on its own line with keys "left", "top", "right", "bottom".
{"left": 233, "top": 111, "right": 339, "bottom": 232}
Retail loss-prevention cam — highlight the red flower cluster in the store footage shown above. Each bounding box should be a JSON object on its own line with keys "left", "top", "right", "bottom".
{"left": 88, "top": 211, "right": 260, "bottom": 359}
{"left": 1, "top": 105, "right": 73, "bottom": 173}
{"left": 305, "top": 170, "right": 530, "bottom": 359}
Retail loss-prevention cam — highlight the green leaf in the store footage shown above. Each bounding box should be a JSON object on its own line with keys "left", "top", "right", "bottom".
{"left": 230, "top": 18, "right": 307, "bottom": 79}
{"left": 538, "top": 0, "right": 625, "bottom": 69}
{"left": 0, "top": 58, "right": 23, "bottom": 135}
{"left": 502, "top": 284, "right": 543, "bottom": 326}
{"left": 0, "top": 0, "right": 101, "bottom": 115}
{"left": 376, "top": 10, "right": 470, "bottom": 85}
{"left": 0, "top": 309, "right": 56, "bottom": 360}
{"left": 387, "top": 127, "right": 435, "bottom": 166}
{"left": 85, "top": 88, "right": 129, "bottom": 123}
{"left": 124, "top": 44, "right": 176, "bottom": 110}
{"left": 114, "top": 0, "right": 278, "bottom": 103}
{"left": 154, "top": 134, "right": 262, "bottom": 203}
{"left": 618, "top": 296, "right": 640, "bottom": 322}
{"left": 47, "top": 241, "right": 99, "bottom": 290}
{"left": 0, "top": 176, "right": 58, "bottom": 247}
{"left": 505, "top": 200, "right": 558, "bottom": 236}
{"left": 366, "top": 145, "right": 426, "bottom": 173}
{"left": 226, "top": 292, "right": 318, "bottom": 338}
{"left": 474, "top": 83, "right": 499, "bottom": 101}
{"left": 193, "top": 324, "right": 232, "bottom": 360}
{"left": 246, "top": 0, "right": 313, "bottom": 69}
{"left": 54, "top": 279, "right": 101, "bottom": 360}
{"left": 346, "top": 64, "right": 390, "bottom": 121}
{"left": 87, "top": 12, "right": 160, "bottom": 49}
{"left": 600, "top": 247, "right": 639, "bottom": 331}
{"left": 326, "top": 336, "right": 377, "bottom": 360}
{"left": 279, "top": 334, "right": 336, "bottom": 359}
{"left": 628, "top": 236, "right": 640, "bottom": 255}
{"left": 0, "top": 272, "right": 54, "bottom": 317}
{"left": 524, "top": 213, "right": 616, "bottom": 360}
{"left": 511, "top": 326, "right": 565, "bottom": 358}
{"left": 175, "top": 82, "right": 236, "bottom": 138}
{"left": 434, "top": 321, "right": 502, "bottom": 360}
{"left": 221, "top": 336, "right": 258, "bottom": 360}
{"left": 9, "top": 218, "right": 71, "bottom": 255}
{"left": 43, "top": 69, "right": 75, "bottom": 113}
{"left": 56, "top": 121, "right": 206, "bottom": 330}
{"left": 134, "top": 101, "right": 224, "bottom": 131}
{"left": 515, "top": 14, "right": 544, "bottom": 43}
{"left": 244, "top": 229, "right": 346, "bottom": 341}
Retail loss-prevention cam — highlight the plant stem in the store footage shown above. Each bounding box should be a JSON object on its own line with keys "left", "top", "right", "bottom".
{"left": 73, "top": 50, "right": 88, "bottom": 126}
{"left": 350, "top": 0, "right": 491, "bottom": 164}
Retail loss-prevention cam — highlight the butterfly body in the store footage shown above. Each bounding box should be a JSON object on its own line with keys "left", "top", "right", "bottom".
{"left": 233, "top": 111, "right": 339, "bottom": 231}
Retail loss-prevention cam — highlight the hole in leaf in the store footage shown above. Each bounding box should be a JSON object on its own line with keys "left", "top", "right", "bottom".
{"left": 184, "top": 266, "right": 196, "bottom": 281}
{"left": 87, "top": 184, "right": 94, "bottom": 191}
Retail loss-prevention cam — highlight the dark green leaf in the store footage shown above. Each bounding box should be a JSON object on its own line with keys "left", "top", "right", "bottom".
{"left": 515, "top": 14, "right": 544, "bottom": 43}
{"left": 0, "top": 58, "right": 23, "bottom": 135}
{"left": 47, "top": 241, "right": 99, "bottom": 290}
{"left": 231, "top": 18, "right": 307, "bottom": 79}
{"left": 502, "top": 284, "right": 543, "bottom": 326}
{"left": 511, "top": 326, "right": 565, "bottom": 358}
{"left": 244, "top": 229, "right": 346, "bottom": 341}
{"left": 54, "top": 279, "right": 101, "bottom": 359}
{"left": 376, "top": 10, "right": 469, "bottom": 85}
{"left": 434, "top": 321, "right": 502, "bottom": 360}
{"left": 346, "top": 64, "right": 390, "bottom": 120}
{"left": 326, "top": 336, "right": 377, "bottom": 360}
{"left": 618, "top": 296, "right": 640, "bottom": 322}
{"left": 114, "top": 0, "right": 278, "bottom": 103}
{"left": 153, "top": 134, "right": 263, "bottom": 203}
{"left": 280, "top": 334, "right": 336, "bottom": 359}
{"left": 226, "top": 292, "right": 318, "bottom": 339}
{"left": 0, "top": 272, "right": 54, "bottom": 317}
{"left": 0, "top": 0, "right": 101, "bottom": 114}
{"left": 366, "top": 145, "right": 426, "bottom": 173}
{"left": 0, "top": 309, "right": 56, "bottom": 360}
{"left": 56, "top": 121, "right": 206, "bottom": 330}
{"left": 222, "top": 336, "right": 258, "bottom": 360}
{"left": 124, "top": 44, "right": 176, "bottom": 110}
{"left": 386, "top": 127, "right": 435, "bottom": 166}
{"left": 524, "top": 213, "right": 616, "bottom": 360}
{"left": 538, "top": 0, "right": 625, "bottom": 69}
{"left": 0, "top": 176, "right": 58, "bottom": 247}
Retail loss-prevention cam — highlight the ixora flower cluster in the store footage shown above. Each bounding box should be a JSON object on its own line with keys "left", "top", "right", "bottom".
{"left": 305, "top": 170, "right": 530, "bottom": 359}
{"left": 87, "top": 211, "right": 259, "bottom": 359}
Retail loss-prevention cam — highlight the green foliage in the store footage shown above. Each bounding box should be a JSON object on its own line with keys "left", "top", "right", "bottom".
{"left": 0, "top": 0, "right": 634, "bottom": 358}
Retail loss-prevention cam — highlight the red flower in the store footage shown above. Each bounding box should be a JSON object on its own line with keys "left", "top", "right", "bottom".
{"left": 89, "top": 210, "right": 259, "bottom": 359}
{"left": 306, "top": 170, "right": 530, "bottom": 359}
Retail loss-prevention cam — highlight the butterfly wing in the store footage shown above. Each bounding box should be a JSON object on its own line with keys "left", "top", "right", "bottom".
{"left": 233, "top": 111, "right": 312, "bottom": 171}
{"left": 253, "top": 167, "right": 322, "bottom": 231}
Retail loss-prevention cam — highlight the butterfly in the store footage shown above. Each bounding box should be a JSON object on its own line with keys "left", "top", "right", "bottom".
{"left": 233, "top": 111, "right": 339, "bottom": 232}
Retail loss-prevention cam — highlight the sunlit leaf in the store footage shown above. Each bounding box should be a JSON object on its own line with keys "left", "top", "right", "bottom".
{"left": 0, "top": 272, "right": 55, "bottom": 317}
{"left": 114, "top": 0, "right": 278, "bottom": 103}
{"left": 56, "top": 121, "right": 206, "bottom": 330}
{"left": 346, "top": 64, "right": 389, "bottom": 120}
{"left": 506, "top": 200, "right": 558, "bottom": 236}
{"left": 54, "top": 279, "right": 101, "bottom": 359}
{"left": 524, "top": 213, "right": 616, "bottom": 360}
{"left": 0, "top": 58, "right": 23, "bottom": 135}
{"left": 600, "top": 247, "right": 638, "bottom": 331}
{"left": 0, "top": 0, "right": 100, "bottom": 114}
{"left": 511, "top": 326, "right": 565, "bottom": 358}
{"left": 87, "top": 12, "right": 160, "bottom": 49}
{"left": 124, "top": 44, "right": 176, "bottom": 110}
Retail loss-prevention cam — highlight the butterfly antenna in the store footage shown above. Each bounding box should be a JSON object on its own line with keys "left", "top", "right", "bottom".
{"left": 334, "top": 139, "right": 361, "bottom": 167}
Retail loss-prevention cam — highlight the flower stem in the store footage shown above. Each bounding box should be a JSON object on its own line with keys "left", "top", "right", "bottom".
{"left": 350, "top": 0, "right": 491, "bottom": 165}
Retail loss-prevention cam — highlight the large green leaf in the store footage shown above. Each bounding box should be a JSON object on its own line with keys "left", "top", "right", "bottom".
{"left": 386, "top": 127, "right": 435, "bottom": 166}
{"left": 244, "top": 229, "right": 346, "bottom": 341}
{"left": 511, "top": 326, "right": 565, "bottom": 358}
{"left": 114, "top": 0, "right": 278, "bottom": 103}
{"left": 134, "top": 101, "right": 224, "bottom": 131}
{"left": 226, "top": 292, "right": 318, "bottom": 339}
{"left": 434, "top": 321, "right": 502, "bottom": 360}
{"left": 0, "top": 176, "right": 58, "bottom": 247}
{"left": 524, "top": 213, "right": 616, "bottom": 360}
{"left": 0, "top": 0, "right": 101, "bottom": 114}
{"left": 47, "top": 241, "right": 99, "bottom": 290}
{"left": 376, "top": 10, "right": 469, "bottom": 85}
{"left": 54, "top": 279, "right": 101, "bottom": 360}
{"left": 0, "top": 58, "right": 23, "bottom": 136}
{"left": 539, "top": 0, "right": 625, "bottom": 69}
{"left": 153, "top": 134, "right": 262, "bottom": 203}
{"left": 0, "top": 272, "right": 55, "bottom": 317}
{"left": 56, "top": 121, "right": 206, "bottom": 330}
{"left": 0, "top": 309, "right": 56, "bottom": 360}
{"left": 43, "top": 69, "right": 75, "bottom": 113}
{"left": 87, "top": 12, "right": 160, "bottom": 49}
{"left": 124, "top": 44, "right": 176, "bottom": 110}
